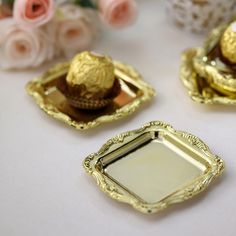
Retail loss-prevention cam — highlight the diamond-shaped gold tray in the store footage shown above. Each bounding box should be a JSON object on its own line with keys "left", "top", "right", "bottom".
{"left": 26, "top": 62, "right": 155, "bottom": 130}
{"left": 84, "top": 121, "right": 224, "bottom": 214}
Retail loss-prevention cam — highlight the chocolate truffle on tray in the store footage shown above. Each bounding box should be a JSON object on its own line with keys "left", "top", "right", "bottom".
{"left": 57, "top": 51, "right": 121, "bottom": 110}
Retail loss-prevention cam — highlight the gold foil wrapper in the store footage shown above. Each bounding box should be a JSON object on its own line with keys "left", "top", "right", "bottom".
{"left": 66, "top": 52, "right": 115, "bottom": 99}
{"left": 220, "top": 22, "right": 236, "bottom": 64}
{"left": 57, "top": 76, "right": 121, "bottom": 110}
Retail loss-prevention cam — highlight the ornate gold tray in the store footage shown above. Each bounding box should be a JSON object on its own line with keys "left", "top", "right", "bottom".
{"left": 26, "top": 62, "right": 155, "bottom": 130}
{"left": 84, "top": 121, "right": 224, "bottom": 214}
{"left": 180, "top": 48, "right": 236, "bottom": 105}
{"left": 193, "top": 24, "right": 236, "bottom": 94}
{"left": 180, "top": 21, "right": 236, "bottom": 105}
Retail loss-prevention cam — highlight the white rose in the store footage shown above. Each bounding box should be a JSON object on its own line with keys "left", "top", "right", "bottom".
{"left": 0, "top": 19, "right": 55, "bottom": 69}
{"left": 56, "top": 4, "right": 100, "bottom": 58}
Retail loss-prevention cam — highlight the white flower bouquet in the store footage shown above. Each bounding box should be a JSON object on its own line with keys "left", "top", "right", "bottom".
{"left": 0, "top": 0, "right": 137, "bottom": 69}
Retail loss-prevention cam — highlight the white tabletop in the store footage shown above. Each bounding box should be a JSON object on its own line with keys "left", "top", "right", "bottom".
{"left": 0, "top": 1, "right": 235, "bottom": 235}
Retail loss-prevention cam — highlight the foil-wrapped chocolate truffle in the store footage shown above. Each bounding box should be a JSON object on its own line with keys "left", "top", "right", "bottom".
{"left": 57, "top": 51, "right": 120, "bottom": 110}
{"left": 220, "top": 22, "right": 236, "bottom": 64}
{"left": 66, "top": 51, "right": 116, "bottom": 99}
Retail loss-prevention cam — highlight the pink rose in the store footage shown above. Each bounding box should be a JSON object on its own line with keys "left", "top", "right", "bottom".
{"left": 13, "top": 0, "right": 55, "bottom": 27}
{"left": 0, "top": 19, "right": 55, "bottom": 69}
{"left": 56, "top": 4, "right": 99, "bottom": 58}
{"left": 98, "top": 0, "right": 137, "bottom": 28}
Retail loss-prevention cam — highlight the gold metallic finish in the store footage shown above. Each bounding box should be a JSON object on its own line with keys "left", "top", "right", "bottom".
{"left": 180, "top": 20, "right": 236, "bottom": 104}
{"left": 66, "top": 52, "right": 115, "bottom": 99}
{"left": 193, "top": 50, "right": 236, "bottom": 94}
{"left": 83, "top": 121, "right": 224, "bottom": 214}
{"left": 26, "top": 61, "right": 155, "bottom": 130}
{"left": 180, "top": 48, "right": 236, "bottom": 105}
{"left": 220, "top": 22, "right": 236, "bottom": 64}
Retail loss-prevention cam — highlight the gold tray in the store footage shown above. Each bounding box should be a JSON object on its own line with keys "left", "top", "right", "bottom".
{"left": 84, "top": 121, "right": 224, "bottom": 214}
{"left": 180, "top": 48, "right": 236, "bottom": 105}
{"left": 193, "top": 23, "right": 236, "bottom": 94}
{"left": 26, "top": 62, "right": 155, "bottom": 130}
{"left": 180, "top": 20, "right": 236, "bottom": 105}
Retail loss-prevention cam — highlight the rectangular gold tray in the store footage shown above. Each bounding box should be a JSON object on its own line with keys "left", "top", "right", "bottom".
{"left": 26, "top": 62, "right": 155, "bottom": 130}
{"left": 84, "top": 121, "right": 224, "bottom": 213}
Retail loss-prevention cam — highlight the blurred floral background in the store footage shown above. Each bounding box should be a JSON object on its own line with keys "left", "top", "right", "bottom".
{"left": 0, "top": 0, "right": 137, "bottom": 69}
{"left": 1, "top": 0, "right": 235, "bottom": 70}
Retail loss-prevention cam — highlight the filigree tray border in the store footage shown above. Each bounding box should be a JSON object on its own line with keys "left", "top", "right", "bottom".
{"left": 83, "top": 121, "right": 224, "bottom": 214}
{"left": 26, "top": 61, "right": 155, "bottom": 130}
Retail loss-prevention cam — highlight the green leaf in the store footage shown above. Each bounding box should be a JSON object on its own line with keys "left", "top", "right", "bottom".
{"left": 74, "top": 0, "right": 97, "bottom": 9}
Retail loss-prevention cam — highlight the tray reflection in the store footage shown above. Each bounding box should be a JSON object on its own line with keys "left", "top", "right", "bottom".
{"left": 45, "top": 76, "right": 141, "bottom": 123}
{"left": 103, "top": 131, "right": 207, "bottom": 203}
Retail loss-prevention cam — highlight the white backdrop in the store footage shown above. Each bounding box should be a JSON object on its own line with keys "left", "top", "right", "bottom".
{"left": 0, "top": 1, "right": 235, "bottom": 235}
